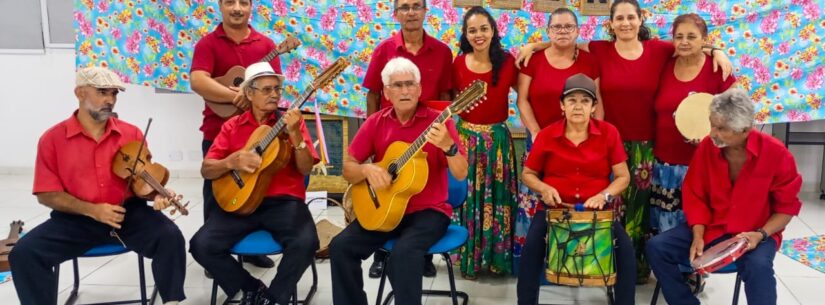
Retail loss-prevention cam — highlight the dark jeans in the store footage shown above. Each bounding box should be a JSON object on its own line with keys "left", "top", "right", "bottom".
{"left": 202, "top": 139, "right": 218, "bottom": 222}
{"left": 516, "top": 210, "right": 636, "bottom": 305}
{"left": 330, "top": 209, "right": 450, "bottom": 305}
{"left": 189, "top": 197, "right": 319, "bottom": 304}
{"left": 646, "top": 223, "right": 778, "bottom": 305}
{"left": 10, "top": 198, "right": 187, "bottom": 305}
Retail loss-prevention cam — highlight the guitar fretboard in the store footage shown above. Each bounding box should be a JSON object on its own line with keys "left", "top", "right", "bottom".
{"left": 390, "top": 108, "right": 454, "bottom": 174}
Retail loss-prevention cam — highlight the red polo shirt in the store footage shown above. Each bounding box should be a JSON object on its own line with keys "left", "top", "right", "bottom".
{"left": 452, "top": 53, "right": 518, "bottom": 125}
{"left": 362, "top": 31, "right": 453, "bottom": 110}
{"left": 205, "top": 110, "right": 319, "bottom": 200}
{"left": 33, "top": 112, "right": 144, "bottom": 205}
{"left": 653, "top": 55, "right": 736, "bottom": 165}
{"left": 348, "top": 106, "right": 467, "bottom": 217}
{"left": 519, "top": 50, "right": 599, "bottom": 129}
{"left": 524, "top": 119, "right": 627, "bottom": 210}
{"left": 191, "top": 24, "right": 283, "bottom": 141}
{"left": 590, "top": 39, "right": 674, "bottom": 141}
{"left": 683, "top": 130, "right": 802, "bottom": 246}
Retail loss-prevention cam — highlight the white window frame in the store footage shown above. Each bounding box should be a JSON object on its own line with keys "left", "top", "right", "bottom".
{"left": 40, "top": 0, "right": 73, "bottom": 49}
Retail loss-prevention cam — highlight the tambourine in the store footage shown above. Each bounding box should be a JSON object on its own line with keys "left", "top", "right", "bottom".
{"left": 674, "top": 93, "right": 714, "bottom": 142}
{"left": 691, "top": 237, "right": 748, "bottom": 275}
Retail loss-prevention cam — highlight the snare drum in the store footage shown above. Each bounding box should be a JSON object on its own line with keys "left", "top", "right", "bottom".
{"left": 674, "top": 93, "right": 715, "bottom": 142}
{"left": 691, "top": 237, "right": 748, "bottom": 275}
{"left": 545, "top": 209, "right": 616, "bottom": 286}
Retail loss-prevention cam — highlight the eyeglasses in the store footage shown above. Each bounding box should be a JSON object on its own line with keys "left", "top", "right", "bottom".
{"left": 386, "top": 80, "right": 419, "bottom": 91}
{"left": 249, "top": 85, "right": 283, "bottom": 95}
{"left": 549, "top": 24, "right": 577, "bottom": 33}
{"left": 395, "top": 5, "right": 425, "bottom": 14}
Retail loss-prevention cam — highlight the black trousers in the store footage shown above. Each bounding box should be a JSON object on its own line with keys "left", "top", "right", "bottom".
{"left": 330, "top": 209, "right": 450, "bottom": 305}
{"left": 202, "top": 139, "right": 218, "bottom": 222}
{"left": 189, "top": 196, "right": 319, "bottom": 304}
{"left": 516, "top": 210, "right": 636, "bottom": 305}
{"left": 9, "top": 198, "right": 187, "bottom": 305}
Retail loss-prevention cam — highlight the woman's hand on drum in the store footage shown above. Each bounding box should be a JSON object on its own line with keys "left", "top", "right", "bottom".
{"left": 684, "top": 138, "right": 701, "bottom": 146}
{"left": 539, "top": 185, "right": 562, "bottom": 207}
{"left": 583, "top": 194, "right": 607, "bottom": 210}
{"left": 689, "top": 237, "right": 705, "bottom": 262}
{"left": 735, "top": 232, "right": 763, "bottom": 251}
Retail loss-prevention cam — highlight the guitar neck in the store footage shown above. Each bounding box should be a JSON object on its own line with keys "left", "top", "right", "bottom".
{"left": 259, "top": 49, "right": 284, "bottom": 64}
{"left": 392, "top": 108, "right": 454, "bottom": 172}
{"left": 254, "top": 83, "right": 318, "bottom": 151}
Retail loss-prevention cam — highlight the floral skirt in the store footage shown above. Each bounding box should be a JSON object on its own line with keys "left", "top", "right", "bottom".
{"left": 452, "top": 120, "right": 518, "bottom": 277}
{"left": 650, "top": 159, "right": 689, "bottom": 234}
{"left": 620, "top": 141, "right": 654, "bottom": 283}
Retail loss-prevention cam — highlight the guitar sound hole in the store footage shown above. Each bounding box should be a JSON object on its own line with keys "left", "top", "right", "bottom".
{"left": 233, "top": 77, "right": 244, "bottom": 87}
{"left": 387, "top": 164, "right": 398, "bottom": 181}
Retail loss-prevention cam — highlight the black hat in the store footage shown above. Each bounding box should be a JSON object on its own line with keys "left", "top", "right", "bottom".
{"left": 561, "top": 73, "right": 597, "bottom": 100}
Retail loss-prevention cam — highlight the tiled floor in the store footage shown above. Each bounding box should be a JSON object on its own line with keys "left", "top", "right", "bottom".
{"left": 0, "top": 174, "right": 822, "bottom": 305}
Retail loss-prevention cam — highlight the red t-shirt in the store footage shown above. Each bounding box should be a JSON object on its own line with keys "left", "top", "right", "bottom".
{"left": 33, "top": 112, "right": 144, "bottom": 205}
{"left": 524, "top": 119, "right": 627, "bottom": 210}
{"left": 205, "top": 110, "right": 319, "bottom": 200}
{"left": 653, "top": 55, "right": 736, "bottom": 165}
{"left": 191, "top": 24, "right": 283, "bottom": 141}
{"left": 519, "top": 50, "right": 599, "bottom": 129}
{"left": 348, "top": 106, "right": 467, "bottom": 217}
{"left": 452, "top": 53, "right": 518, "bottom": 124}
{"left": 362, "top": 31, "right": 453, "bottom": 110}
{"left": 590, "top": 39, "right": 674, "bottom": 141}
{"left": 683, "top": 130, "right": 802, "bottom": 246}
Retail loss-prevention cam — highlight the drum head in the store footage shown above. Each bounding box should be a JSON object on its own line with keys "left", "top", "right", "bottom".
{"left": 691, "top": 237, "right": 748, "bottom": 273}
{"left": 675, "top": 93, "right": 714, "bottom": 141}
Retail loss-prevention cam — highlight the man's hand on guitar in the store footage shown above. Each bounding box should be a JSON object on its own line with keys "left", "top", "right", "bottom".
{"left": 277, "top": 36, "right": 301, "bottom": 54}
{"left": 228, "top": 150, "right": 262, "bottom": 173}
{"left": 362, "top": 164, "right": 392, "bottom": 190}
{"left": 90, "top": 204, "right": 126, "bottom": 229}
{"left": 425, "top": 123, "right": 455, "bottom": 152}
{"left": 283, "top": 109, "right": 303, "bottom": 135}
{"left": 231, "top": 87, "right": 250, "bottom": 110}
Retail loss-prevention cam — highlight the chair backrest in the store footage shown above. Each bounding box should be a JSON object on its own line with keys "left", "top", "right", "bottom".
{"left": 447, "top": 172, "right": 468, "bottom": 209}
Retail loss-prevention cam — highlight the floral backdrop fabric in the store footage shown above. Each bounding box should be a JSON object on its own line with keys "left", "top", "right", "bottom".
{"left": 76, "top": 0, "right": 825, "bottom": 126}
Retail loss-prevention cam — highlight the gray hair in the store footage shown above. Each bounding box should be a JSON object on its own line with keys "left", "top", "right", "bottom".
{"left": 381, "top": 57, "right": 421, "bottom": 86}
{"left": 709, "top": 88, "right": 754, "bottom": 132}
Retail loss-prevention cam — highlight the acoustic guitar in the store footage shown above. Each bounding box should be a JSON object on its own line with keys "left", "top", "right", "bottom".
{"left": 0, "top": 221, "right": 24, "bottom": 272}
{"left": 212, "top": 57, "right": 351, "bottom": 215}
{"left": 204, "top": 40, "right": 299, "bottom": 119}
{"left": 350, "top": 80, "right": 487, "bottom": 232}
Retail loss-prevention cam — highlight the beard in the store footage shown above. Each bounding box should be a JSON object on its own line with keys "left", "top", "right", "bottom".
{"left": 711, "top": 136, "right": 728, "bottom": 148}
{"left": 86, "top": 104, "right": 115, "bottom": 122}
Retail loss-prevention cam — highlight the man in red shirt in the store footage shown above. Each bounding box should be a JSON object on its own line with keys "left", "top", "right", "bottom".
{"left": 190, "top": 62, "right": 320, "bottom": 305}
{"left": 362, "top": 0, "right": 453, "bottom": 278}
{"left": 10, "top": 67, "right": 187, "bottom": 305}
{"left": 190, "top": 0, "right": 299, "bottom": 269}
{"left": 330, "top": 58, "right": 468, "bottom": 305}
{"left": 646, "top": 89, "right": 803, "bottom": 305}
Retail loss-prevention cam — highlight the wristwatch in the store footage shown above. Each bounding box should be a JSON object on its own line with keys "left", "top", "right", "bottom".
{"left": 603, "top": 192, "right": 614, "bottom": 203}
{"left": 444, "top": 143, "right": 458, "bottom": 157}
{"left": 293, "top": 141, "right": 307, "bottom": 151}
{"left": 756, "top": 228, "right": 769, "bottom": 243}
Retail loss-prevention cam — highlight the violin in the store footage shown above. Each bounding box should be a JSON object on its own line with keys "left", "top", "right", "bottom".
{"left": 112, "top": 141, "right": 189, "bottom": 216}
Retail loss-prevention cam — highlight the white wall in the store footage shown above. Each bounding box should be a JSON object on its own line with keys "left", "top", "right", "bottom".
{"left": 1, "top": 50, "right": 824, "bottom": 191}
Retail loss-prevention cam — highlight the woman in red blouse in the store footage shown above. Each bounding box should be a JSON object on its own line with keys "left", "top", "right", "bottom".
{"left": 650, "top": 14, "right": 737, "bottom": 236}
{"left": 518, "top": 74, "right": 634, "bottom": 305}
{"left": 517, "top": 0, "right": 733, "bottom": 282}
{"left": 451, "top": 6, "right": 519, "bottom": 278}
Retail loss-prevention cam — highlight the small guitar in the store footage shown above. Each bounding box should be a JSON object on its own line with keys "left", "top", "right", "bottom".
{"left": 0, "top": 221, "right": 24, "bottom": 272}
{"left": 212, "top": 57, "right": 351, "bottom": 215}
{"left": 204, "top": 39, "right": 300, "bottom": 118}
{"left": 350, "top": 80, "right": 487, "bottom": 232}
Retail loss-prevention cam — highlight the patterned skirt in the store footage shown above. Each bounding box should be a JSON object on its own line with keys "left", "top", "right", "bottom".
{"left": 453, "top": 120, "right": 518, "bottom": 277}
{"left": 620, "top": 141, "right": 654, "bottom": 283}
{"left": 650, "top": 159, "right": 688, "bottom": 234}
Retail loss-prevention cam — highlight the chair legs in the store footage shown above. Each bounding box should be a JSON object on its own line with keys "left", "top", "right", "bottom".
{"left": 60, "top": 254, "right": 158, "bottom": 305}
{"left": 376, "top": 252, "right": 469, "bottom": 305}
{"left": 209, "top": 258, "right": 318, "bottom": 305}
{"left": 650, "top": 273, "right": 742, "bottom": 305}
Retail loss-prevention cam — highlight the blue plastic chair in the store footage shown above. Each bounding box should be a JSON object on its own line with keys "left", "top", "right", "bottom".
{"left": 209, "top": 230, "right": 318, "bottom": 305}
{"left": 56, "top": 243, "right": 159, "bottom": 305}
{"left": 650, "top": 262, "right": 741, "bottom": 305}
{"left": 375, "top": 172, "right": 470, "bottom": 305}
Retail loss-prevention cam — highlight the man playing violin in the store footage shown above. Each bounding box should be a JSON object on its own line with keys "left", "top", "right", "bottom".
{"left": 646, "top": 89, "right": 802, "bottom": 305}
{"left": 10, "top": 66, "right": 187, "bottom": 305}
{"left": 329, "top": 57, "right": 468, "bottom": 305}
{"left": 190, "top": 0, "right": 300, "bottom": 270}
{"left": 190, "top": 62, "right": 319, "bottom": 305}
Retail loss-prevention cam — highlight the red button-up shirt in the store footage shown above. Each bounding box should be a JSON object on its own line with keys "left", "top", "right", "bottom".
{"left": 33, "top": 112, "right": 144, "bottom": 205}
{"left": 362, "top": 31, "right": 453, "bottom": 110}
{"left": 348, "top": 106, "right": 467, "bottom": 217}
{"left": 191, "top": 24, "right": 283, "bottom": 141}
{"left": 205, "top": 110, "right": 319, "bottom": 200}
{"left": 524, "top": 119, "right": 627, "bottom": 210}
{"left": 683, "top": 130, "right": 803, "bottom": 245}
